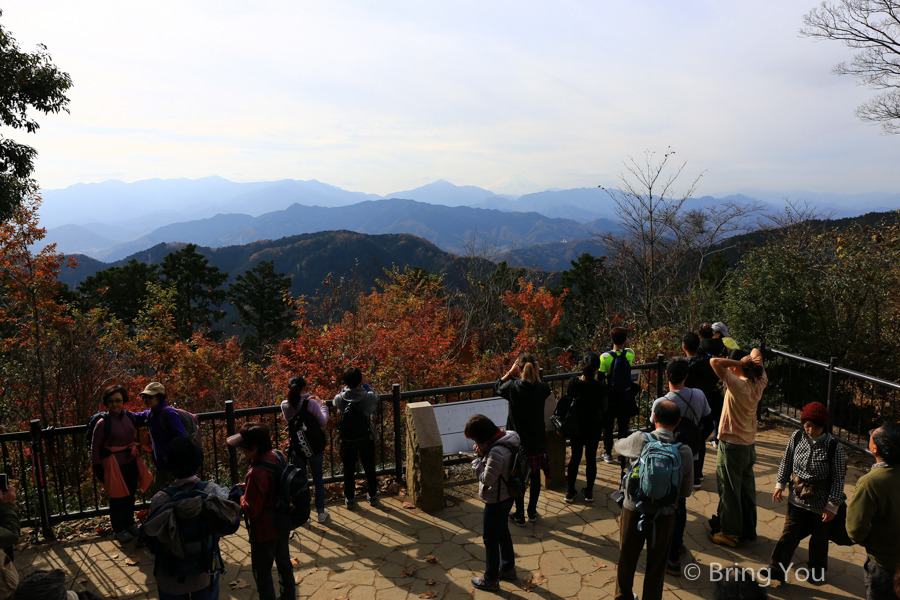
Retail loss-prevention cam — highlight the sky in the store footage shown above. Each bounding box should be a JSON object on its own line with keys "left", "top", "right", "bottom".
{"left": 3, "top": 0, "right": 899, "bottom": 197}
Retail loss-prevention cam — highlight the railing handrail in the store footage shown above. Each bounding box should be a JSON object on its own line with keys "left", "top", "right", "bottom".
{"left": 767, "top": 348, "right": 831, "bottom": 369}
{"left": 769, "top": 347, "right": 900, "bottom": 392}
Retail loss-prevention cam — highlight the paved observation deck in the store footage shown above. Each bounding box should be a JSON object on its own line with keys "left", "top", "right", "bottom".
{"left": 14, "top": 426, "right": 871, "bottom": 599}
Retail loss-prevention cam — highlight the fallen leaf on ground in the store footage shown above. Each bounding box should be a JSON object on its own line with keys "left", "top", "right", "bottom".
{"left": 229, "top": 579, "right": 250, "bottom": 590}
{"left": 427, "top": 579, "right": 437, "bottom": 585}
{"left": 291, "top": 557, "right": 301, "bottom": 568}
{"left": 595, "top": 563, "right": 607, "bottom": 569}
{"left": 295, "top": 575, "right": 304, "bottom": 584}
{"left": 111, "top": 553, "right": 120, "bottom": 559}
{"left": 401, "top": 502, "right": 415, "bottom": 509}
{"left": 76, "top": 578, "right": 89, "bottom": 584}
{"left": 522, "top": 573, "right": 548, "bottom": 592}
{"left": 122, "top": 586, "right": 140, "bottom": 595}
{"left": 103, "top": 595, "right": 117, "bottom": 599}
{"left": 124, "top": 556, "right": 140, "bottom": 566}
{"left": 400, "top": 565, "right": 418, "bottom": 578}
{"left": 580, "top": 535, "right": 587, "bottom": 539}
{"left": 334, "top": 583, "right": 348, "bottom": 589}
{"left": 419, "top": 592, "right": 437, "bottom": 599}
{"left": 425, "top": 555, "right": 438, "bottom": 563}
{"left": 333, "top": 597, "right": 350, "bottom": 600}
{"left": 560, "top": 567, "right": 568, "bottom": 572}
{"left": 309, "top": 567, "right": 320, "bottom": 574}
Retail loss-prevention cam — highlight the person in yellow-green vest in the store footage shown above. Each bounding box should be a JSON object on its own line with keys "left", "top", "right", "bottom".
{"left": 711, "top": 322, "right": 740, "bottom": 353}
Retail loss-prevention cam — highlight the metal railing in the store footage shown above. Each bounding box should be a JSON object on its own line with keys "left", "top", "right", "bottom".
{"left": 762, "top": 347, "right": 900, "bottom": 454}
{"left": 1, "top": 355, "right": 669, "bottom": 541}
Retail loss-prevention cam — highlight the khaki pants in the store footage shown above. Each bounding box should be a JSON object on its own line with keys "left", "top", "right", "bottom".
{"left": 715, "top": 441, "right": 757, "bottom": 539}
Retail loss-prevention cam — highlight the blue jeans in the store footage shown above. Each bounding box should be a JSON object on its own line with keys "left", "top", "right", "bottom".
{"left": 483, "top": 497, "right": 516, "bottom": 581}
{"left": 158, "top": 571, "right": 219, "bottom": 600}
{"left": 295, "top": 452, "right": 325, "bottom": 512}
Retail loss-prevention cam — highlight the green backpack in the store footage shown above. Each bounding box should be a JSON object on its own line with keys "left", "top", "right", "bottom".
{"left": 501, "top": 446, "right": 532, "bottom": 498}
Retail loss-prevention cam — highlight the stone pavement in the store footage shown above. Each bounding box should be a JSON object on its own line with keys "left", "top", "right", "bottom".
{"left": 15, "top": 426, "right": 872, "bottom": 599}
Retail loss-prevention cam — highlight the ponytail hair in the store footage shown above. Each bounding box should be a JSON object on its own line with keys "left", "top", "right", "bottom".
{"left": 517, "top": 352, "right": 538, "bottom": 383}
{"left": 287, "top": 375, "right": 307, "bottom": 409}
{"left": 582, "top": 352, "right": 601, "bottom": 380}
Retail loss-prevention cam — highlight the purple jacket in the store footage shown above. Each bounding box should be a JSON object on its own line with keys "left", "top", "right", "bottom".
{"left": 133, "top": 398, "right": 185, "bottom": 470}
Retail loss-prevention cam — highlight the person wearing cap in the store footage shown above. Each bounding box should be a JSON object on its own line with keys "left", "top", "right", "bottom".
{"left": 91, "top": 384, "right": 153, "bottom": 545}
{"left": 762, "top": 402, "right": 847, "bottom": 584}
{"left": 651, "top": 358, "right": 711, "bottom": 577}
{"left": 711, "top": 322, "right": 740, "bottom": 353}
{"left": 132, "top": 382, "right": 186, "bottom": 494}
{"left": 10, "top": 568, "right": 104, "bottom": 600}
{"left": 147, "top": 436, "right": 234, "bottom": 599}
{"left": 847, "top": 422, "right": 900, "bottom": 600}
{"left": 227, "top": 422, "right": 295, "bottom": 600}
{"left": 708, "top": 348, "right": 768, "bottom": 548}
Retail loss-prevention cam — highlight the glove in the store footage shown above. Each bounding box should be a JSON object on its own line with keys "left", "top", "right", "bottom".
{"left": 92, "top": 464, "right": 104, "bottom": 480}
{"left": 228, "top": 485, "right": 245, "bottom": 503}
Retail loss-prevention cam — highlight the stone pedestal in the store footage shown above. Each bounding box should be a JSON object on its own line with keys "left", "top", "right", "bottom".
{"left": 543, "top": 392, "right": 566, "bottom": 489}
{"left": 405, "top": 401, "right": 444, "bottom": 511}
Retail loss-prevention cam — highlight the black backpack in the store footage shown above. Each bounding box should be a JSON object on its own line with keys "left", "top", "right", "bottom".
{"left": 609, "top": 349, "right": 633, "bottom": 392}
{"left": 672, "top": 389, "right": 704, "bottom": 456}
{"left": 288, "top": 398, "right": 327, "bottom": 460}
{"left": 257, "top": 450, "right": 311, "bottom": 530}
{"left": 551, "top": 393, "right": 580, "bottom": 440}
{"left": 338, "top": 400, "right": 371, "bottom": 446}
{"left": 143, "top": 482, "right": 233, "bottom": 583}
{"left": 84, "top": 410, "right": 136, "bottom": 453}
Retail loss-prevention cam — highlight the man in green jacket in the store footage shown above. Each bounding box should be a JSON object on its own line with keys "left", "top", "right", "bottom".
{"left": 847, "top": 422, "right": 900, "bottom": 600}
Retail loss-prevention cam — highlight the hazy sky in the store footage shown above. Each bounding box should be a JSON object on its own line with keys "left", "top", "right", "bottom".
{"left": 4, "top": 0, "right": 899, "bottom": 196}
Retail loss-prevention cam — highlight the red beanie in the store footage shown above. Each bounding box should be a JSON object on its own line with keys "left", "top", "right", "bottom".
{"left": 800, "top": 402, "right": 830, "bottom": 428}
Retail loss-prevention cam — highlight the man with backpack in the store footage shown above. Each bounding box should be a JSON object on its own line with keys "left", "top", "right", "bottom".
{"left": 132, "top": 382, "right": 188, "bottom": 494}
{"left": 682, "top": 332, "right": 720, "bottom": 485}
{"left": 227, "top": 422, "right": 297, "bottom": 600}
{"left": 614, "top": 401, "right": 694, "bottom": 600}
{"left": 333, "top": 367, "right": 380, "bottom": 509}
{"left": 600, "top": 327, "right": 637, "bottom": 464}
{"left": 651, "top": 359, "right": 710, "bottom": 577}
{"left": 143, "top": 437, "right": 240, "bottom": 599}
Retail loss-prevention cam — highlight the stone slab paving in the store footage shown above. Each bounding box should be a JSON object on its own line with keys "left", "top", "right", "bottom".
{"left": 14, "top": 426, "right": 871, "bottom": 599}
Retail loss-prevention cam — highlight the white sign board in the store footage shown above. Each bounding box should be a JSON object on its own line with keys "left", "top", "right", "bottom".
{"left": 432, "top": 397, "right": 509, "bottom": 456}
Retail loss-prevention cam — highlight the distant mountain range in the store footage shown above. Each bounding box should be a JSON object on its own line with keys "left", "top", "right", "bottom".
{"left": 37, "top": 176, "right": 900, "bottom": 262}
{"left": 60, "top": 231, "right": 479, "bottom": 300}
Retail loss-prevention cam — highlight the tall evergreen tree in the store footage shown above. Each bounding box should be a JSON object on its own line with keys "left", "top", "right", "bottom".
{"left": 228, "top": 260, "right": 294, "bottom": 346}
{"left": 159, "top": 244, "right": 228, "bottom": 338}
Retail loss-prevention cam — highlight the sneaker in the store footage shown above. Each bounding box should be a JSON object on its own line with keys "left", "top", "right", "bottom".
{"left": 527, "top": 511, "right": 539, "bottom": 522}
{"left": 317, "top": 510, "right": 329, "bottom": 523}
{"left": 499, "top": 568, "right": 517, "bottom": 581}
{"left": 709, "top": 440, "right": 718, "bottom": 449}
{"left": 366, "top": 493, "right": 377, "bottom": 507}
{"left": 600, "top": 453, "right": 615, "bottom": 463}
{"left": 666, "top": 559, "right": 681, "bottom": 577}
{"left": 699, "top": 474, "right": 705, "bottom": 481}
{"left": 708, "top": 531, "right": 739, "bottom": 547}
{"left": 693, "top": 479, "right": 701, "bottom": 489}
{"left": 345, "top": 497, "right": 356, "bottom": 510}
{"left": 114, "top": 530, "right": 133, "bottom": 544}
{"left": 581, "top": 487, "right": 593, "bottom": 503}
{"left": 471, "top": 576, "right": 500, "bottom": 591}
{"left": 564, "top": 490, "right": 578, "bottom": 504}
{"left": 508, "top": 513, "right": 526, "bottom": 527}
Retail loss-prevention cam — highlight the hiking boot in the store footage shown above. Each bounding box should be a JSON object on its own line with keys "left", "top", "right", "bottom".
{"left": 581, "top": 487, "right": 593, "bottom": 503}
{"left": 471, "top": 576, "right": 500, "bottom": 591}
{"left": 499, "top": 568, "right": 517, "bottom": 581}
{"left": 527, "top": 511, "right": 539, "bottom": 522}
{"left": 366, "top": 493, "right": 377, "bottom": 507}
{"left": 317, "top": 510, "right": 329, "bottom": 523}
{"left": 345, "top": 497, "right": 356, "bottom": 510}
{"left": 564, "top": 490, "right": 578, "bottom": 504}
{"left": 708, "top": 531, "right": 739, "bottom": 547}
{"left": 600, "top": 453, "right": 615, "bottom": 463}
{"left": 508, "top": 513, "right": 526, "bottom": 527}
{"left": 666, "top": 559, "right": 681, "bottom": 577}
{"left": 114, "top": 530, "right": 133, "bottom": 544}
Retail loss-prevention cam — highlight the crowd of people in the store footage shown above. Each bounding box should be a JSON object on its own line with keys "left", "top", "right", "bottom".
{"left": 0, "top": 322, "right": 898, "bottom": 600}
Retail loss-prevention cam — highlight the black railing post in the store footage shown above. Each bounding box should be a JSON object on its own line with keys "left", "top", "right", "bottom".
{"left": 826, "top": 357, "right": 838, "bottom": 431}
{"left": 656, "top": 354, "right": 665, "bottom": 399}
{"left": 29, "top": 419, "right": 54, "bottom": 541}
{"left": 392, "top": 384, "right": 402, "bottom": 481}
{"left": 225, "top": 401, "right": 239, "bottom": 486}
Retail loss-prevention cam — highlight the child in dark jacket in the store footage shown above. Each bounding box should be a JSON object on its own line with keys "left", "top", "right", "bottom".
{"left": 227, "top": 423, "right": 296, "bottom": 600}
{"left": 494, "top": 352, "right": 550, "bottom": 525}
